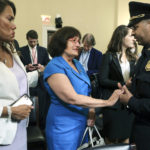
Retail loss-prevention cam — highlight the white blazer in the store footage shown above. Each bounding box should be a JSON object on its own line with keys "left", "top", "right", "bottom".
{"left": 0, "top": 45, "right": 38, "bottom": 145}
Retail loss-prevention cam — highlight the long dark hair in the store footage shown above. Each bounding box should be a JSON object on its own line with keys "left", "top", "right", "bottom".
{"left": 0, "top": 0, "right": 16, "bottom": 53}
{"left": 0, "top": 0, "right": 16, "bottom": 16}
{"left": 106, "top": 25, "right": 136, "bottom": 61}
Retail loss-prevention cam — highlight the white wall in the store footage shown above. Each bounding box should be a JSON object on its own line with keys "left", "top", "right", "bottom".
{"left": 13, "top": 0, "right": 149, "bottom": 53}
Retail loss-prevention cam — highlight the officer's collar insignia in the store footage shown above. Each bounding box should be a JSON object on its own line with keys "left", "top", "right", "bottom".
{"left": 145, "top": 60, "right": 150, "bottom": 71}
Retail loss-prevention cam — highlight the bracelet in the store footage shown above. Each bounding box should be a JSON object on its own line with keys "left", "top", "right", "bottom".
{"left": 6, "top": 106, "right": 12, "bottom": 120}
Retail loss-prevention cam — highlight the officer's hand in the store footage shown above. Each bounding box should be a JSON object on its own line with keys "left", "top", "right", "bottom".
{"left": 119, "top": 85, "right": 133, "bottom": 104}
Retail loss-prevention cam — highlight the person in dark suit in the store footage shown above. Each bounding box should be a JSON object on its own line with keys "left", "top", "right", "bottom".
{"left": 13, "top": 39, "right": 20, "bottom": 51}
{"left": 20, "top": 30, "right": 50, "bottom": 72}
{"left": 119, "top": 2, "right": 150, "bottom": 150}
{"left": 99, "top": 25, "right": 137, "bottom": 144}
{"left": 79, "top": 33, "right": 102, "bottom": 77}
{"left": 20, "top": 30, "right": 50, "bottom": 129}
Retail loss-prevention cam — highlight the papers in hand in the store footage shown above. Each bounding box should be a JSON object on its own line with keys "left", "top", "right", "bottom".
{"left": 10, "top": 94, "right": 33, "bottom": 107}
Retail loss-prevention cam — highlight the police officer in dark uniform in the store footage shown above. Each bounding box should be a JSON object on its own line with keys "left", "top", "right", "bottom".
{"left": 118, "top": 1, "right": 150, "bottom": 150}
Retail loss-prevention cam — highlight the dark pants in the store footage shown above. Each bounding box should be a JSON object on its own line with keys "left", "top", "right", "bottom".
{"left": 130, "top": 124, "right": 150, "bottom": 150}
{"left": 30, "top": 75, "right": 51, "bottom": 130}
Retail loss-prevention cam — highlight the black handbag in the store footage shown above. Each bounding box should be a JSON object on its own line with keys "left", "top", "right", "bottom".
{"left": 77, "top": 125, "right": 105, "bottom": 150}
{"left": 90, "top": 73, "right": 101, "bottom": 99}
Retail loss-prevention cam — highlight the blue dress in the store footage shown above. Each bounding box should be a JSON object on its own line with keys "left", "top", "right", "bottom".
{"left": 44, "top": 56, "right": 91, "bottom": 150}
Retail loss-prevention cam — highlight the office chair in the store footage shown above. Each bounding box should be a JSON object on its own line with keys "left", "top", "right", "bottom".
{"left": 27, "top": 96, "right": 47, "bottom": 150}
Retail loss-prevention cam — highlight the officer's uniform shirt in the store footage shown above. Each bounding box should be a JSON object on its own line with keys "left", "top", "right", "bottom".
{"left": 129, "top": 45, "right": 150, "bottom": 119}
{"left": 127, "top": 45, "right": 150, "bottom": 149}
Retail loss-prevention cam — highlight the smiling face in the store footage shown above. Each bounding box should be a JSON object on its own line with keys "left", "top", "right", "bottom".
{"left": 123, "top": 28, "right": 135, "bottom": 49}
{"left": 132, "top": 20, "right": 150, "bottom": 46}
{"left": 0, "top": 5, "right": 16, "bottom": 42}
{"left": 63, "top": 36, "right": 80, "bottom": 58}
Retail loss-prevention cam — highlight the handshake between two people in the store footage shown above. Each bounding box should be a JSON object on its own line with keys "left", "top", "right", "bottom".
{"left": 107, "top": 82, "right": 133, "bottom": 107}
{"left": 117, "top": 82, "right": 133, "bottom": 105}
{"left": 87, "top": 84, "right": 133, "bottom": 127}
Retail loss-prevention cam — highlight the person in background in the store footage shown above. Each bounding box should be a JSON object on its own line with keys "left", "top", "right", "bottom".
{"left": 78, "top": 33, "right": 103, "bottom": 100}
{"left": 99, "top": 25, "right": 136, "bottom": 144}
{"left": 43, "top": 26, "right": 123, "bottom": 150}
{"left": 126, "top": 41, "right": 139, "bottom": 62}
{"left": 13, "top": 39, "right": 20, "bottom": 51}
{"left": 119, "top": 2, "right": 150, "bottom": 150}
{"left": 20, "top": 29, "right": 49, "bottom": 72}
{"left": 0, "top": 0, "right": 43, "bottom": 149}
{"left": 79, "top": 33, "right": 103, "bottom": 77}
{"left": 20, "top": 30, "right": 51, "bottom": 129}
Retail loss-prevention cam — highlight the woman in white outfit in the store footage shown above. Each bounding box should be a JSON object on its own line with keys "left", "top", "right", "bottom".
{"left": 0, "top": 0, "right": 43, "bottom": 149}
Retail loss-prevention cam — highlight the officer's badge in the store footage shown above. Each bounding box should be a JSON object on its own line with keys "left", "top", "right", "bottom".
{"left": 145, "top": 60, "right": 150, "bottom": 71}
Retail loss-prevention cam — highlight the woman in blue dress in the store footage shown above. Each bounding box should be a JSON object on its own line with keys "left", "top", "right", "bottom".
{"left": 43, "top": 26, "right": 123, "bottom": 150}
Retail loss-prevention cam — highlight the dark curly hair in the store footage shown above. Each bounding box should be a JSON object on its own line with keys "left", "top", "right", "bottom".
{"left": 48, "top": 26, "right": 81, "bottom": 58}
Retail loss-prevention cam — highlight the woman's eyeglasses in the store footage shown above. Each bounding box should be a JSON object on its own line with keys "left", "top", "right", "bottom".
{"left": 68, "top": 38, "right": 80, "bottom": 45}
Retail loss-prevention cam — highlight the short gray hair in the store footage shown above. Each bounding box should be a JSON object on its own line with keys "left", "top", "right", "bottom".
{"left": 82, "top": 33, "right": 96, "bottom": 46}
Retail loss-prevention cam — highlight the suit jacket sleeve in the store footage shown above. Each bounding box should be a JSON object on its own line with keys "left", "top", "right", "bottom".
{"left": 99, "top": 53, "right": 122, "bottom": 88}
{"left": 128, "top": 96, "right": 150, "bottom": 118}
{"left": 27, "top": 70, "right": 39, "bottom": 88}
{"left": 42, "top": 48, "right": 50, "bottom": 66}
{"left": 20, "top": 46, "right": 31, "bottom": 66}
{"left": 127, "top": 58, "right": 150, "bottom": 118}
{"left": 87, "top": 50, "right": 102, "bottom": 76}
